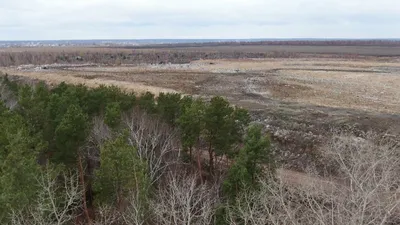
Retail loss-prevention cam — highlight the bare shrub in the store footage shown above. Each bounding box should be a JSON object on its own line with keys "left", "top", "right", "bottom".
{"left": 151, "top": 172, "right": 218, "bottom": 225}
{"left": 229, "top": 131, "right": 400, "bottom": 225}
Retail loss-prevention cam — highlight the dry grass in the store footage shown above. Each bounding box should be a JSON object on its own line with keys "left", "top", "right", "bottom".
{"left": 1, "top": 69, "right": 176, "bottom": 95}
{"left": 2, "top": 57, "right": 400, "bottom": 114}
{"left": 274, "top": 70, "right": 400, "bottom": 113}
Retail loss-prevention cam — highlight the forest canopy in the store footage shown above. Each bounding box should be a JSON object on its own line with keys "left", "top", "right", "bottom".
{"left": 0, "top": 75, "right": 274, "bottom": 225}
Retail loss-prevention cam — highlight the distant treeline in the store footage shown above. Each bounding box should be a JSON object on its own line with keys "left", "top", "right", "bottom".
{"left": 0, "top": 50, "right": 303, "bottom": 67}
{"left": 130, "top": 39, "right": 400, "bottom": 49}
{"left": 2, "top": 39, "right": 400, "bottom": 67}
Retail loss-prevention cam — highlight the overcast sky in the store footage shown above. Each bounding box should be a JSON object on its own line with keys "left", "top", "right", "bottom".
{"left": 0, "top": 0, "right": 399, "bottom": 40}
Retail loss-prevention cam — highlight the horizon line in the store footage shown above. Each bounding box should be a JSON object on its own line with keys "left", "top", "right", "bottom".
{"left": 1, "top": 38, "right": 400, "bottom": 42}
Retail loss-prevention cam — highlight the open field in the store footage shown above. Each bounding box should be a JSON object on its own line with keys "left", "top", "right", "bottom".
{"left": 1, "top": 45, "right": 400, "bottom": 169}
{"left": 5, "top": 58, "right": 400, "bottom": 113}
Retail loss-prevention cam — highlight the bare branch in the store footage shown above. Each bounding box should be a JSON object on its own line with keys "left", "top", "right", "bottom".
{"left": 151, "top": 172, "right": 218, "bottom": 225}
{"left": 230, "top": 132, "right": 400, "bottom": 225}
{"left": 123, "top": 109, "right": 180, "bottom": 184}
{"left": 11, "top": 167, "right": 83, "bottom": 225}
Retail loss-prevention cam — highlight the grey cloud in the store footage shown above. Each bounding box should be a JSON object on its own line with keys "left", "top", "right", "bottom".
{"left": 0, "top": 0, "right": 399, "bottom": 40}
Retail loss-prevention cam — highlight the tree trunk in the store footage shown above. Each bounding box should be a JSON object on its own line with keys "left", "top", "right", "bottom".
{"left": 197, "top": 150, "right": 203, "bottom": 184}
{"left": 208, "top": 143, "right": 213, "bottom": 175}
{"left": 78, "top": 154, "right": 92, "bottom": 225}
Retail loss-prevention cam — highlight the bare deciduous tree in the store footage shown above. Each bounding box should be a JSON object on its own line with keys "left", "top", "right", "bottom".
{"left": 0, "top": 77, "right": 18, "bottom": 110}
{"left": 93, "top": 185, "right": 149, "bottom": 225}
{"left": 120, "top": 188, "right": 149, "bottom": 225}
{"left": 123, "top": 109, "right": 180, "bottom": 184}
{"left": 88, "top": 116, "right": 112, "bottom": 148}
{"left": 93, "top": 206, "right": 121, "bottom": 225}
{"left": 11, "top": 168, "right": 83, "bottom": 225}
{"left": 229, "top": 132, "right": 400, "bottom": 225}
{"left": 85, "top": 115, "right": 112, "bottom": 165}
{"left": 151, "top": 172, "right": 217, "bottom": 225}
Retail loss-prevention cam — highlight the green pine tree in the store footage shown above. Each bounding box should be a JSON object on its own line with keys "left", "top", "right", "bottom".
{"left": 203, "top": 96, "right": 250, "bottom": 173}
{"left": 157, "top": 92, "right": 182, "bottom": 125}
{"left": 53, "top": 104, "right": 89, "bottom": 166}
{"left": 222, "top": 124, "right": 274, "bottom": 200}
{"left": 94, "top": 135, "right": 150, "bottom": 208}
{"left": 177, "top": 98, "right": 205, "bottom": 158}
{"left": 0, "top": 107, "right": 42, "bottom": 223}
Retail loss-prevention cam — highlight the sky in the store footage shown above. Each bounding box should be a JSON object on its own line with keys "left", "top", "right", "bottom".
{"left": 0, "top": 0, "right": 399, "bottom": 40}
